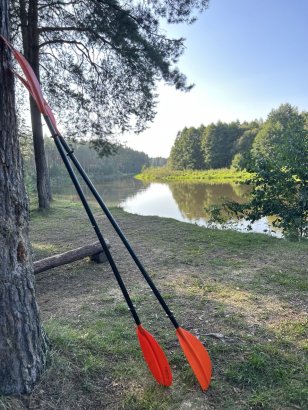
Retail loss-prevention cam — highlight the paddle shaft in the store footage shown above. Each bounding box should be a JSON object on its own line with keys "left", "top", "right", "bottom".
{"left": 0, "top": 35, "right": 211, "bottom": 389}
{"left": 45, "top": 117, "right": 141, "bottom": 326}
{"left": 47, "top": 126, "right": 180, "bottom": 329}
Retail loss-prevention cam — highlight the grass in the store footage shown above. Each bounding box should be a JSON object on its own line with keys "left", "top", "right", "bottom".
{"left": 1, "top": 197, "right": 307, "bottom": 409}
{"left": 135, "top": 166, "right": 251, "bottom": 184}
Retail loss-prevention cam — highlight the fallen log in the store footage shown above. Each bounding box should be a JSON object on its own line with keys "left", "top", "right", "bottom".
{"left": 34, "top": 240, "right": 110, "bottom": 274}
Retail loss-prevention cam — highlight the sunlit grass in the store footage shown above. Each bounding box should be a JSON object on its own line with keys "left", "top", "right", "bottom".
{"left": 32, "top": 242, "right": 58, "bottom": 252}
{"left": 136, "top": 166, "right": 251, "bottom": 183}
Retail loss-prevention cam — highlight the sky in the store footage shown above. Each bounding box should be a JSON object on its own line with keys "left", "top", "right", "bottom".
{"left": 120, "top": 0, "right": 308, "bottom": 158}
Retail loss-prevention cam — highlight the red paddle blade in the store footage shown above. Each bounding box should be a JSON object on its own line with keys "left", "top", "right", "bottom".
{"left": 0, "top": 37, "right": 60, "bottom": 132}
{"left": 176, "top": 327, "right": 212, "bottom": 391}
{"left": 12, "top": 49, "right": 48, "bottom": 116}
{"left": 137, "top": 325, "right": 172, "bottom": 386}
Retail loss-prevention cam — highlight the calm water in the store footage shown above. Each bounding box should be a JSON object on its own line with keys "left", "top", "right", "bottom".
{"left": 53, "top": 176, "right": 281, "bottom": 237}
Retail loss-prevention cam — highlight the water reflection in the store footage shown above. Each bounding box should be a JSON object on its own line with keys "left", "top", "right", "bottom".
{"left": 121, "top": 181, "right": 281, "bottom": 237}
{"left": 52, "top": 176, "right": 147, "bottom": 206}
{"left": 121, "top": 183, "right": 185, "bottom": 220}
{"left": 52, "top": 177, "right": 281, "bottom": 237}
{"left": 168, "top": 182, "right": 250, "bottom": 219}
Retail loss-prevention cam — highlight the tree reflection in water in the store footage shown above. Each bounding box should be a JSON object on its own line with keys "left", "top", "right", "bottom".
{"left": 53, "top": 177, "right": 281, "bottom": 236}
{"left": 122, "top": 181, "right": 281, "bottom": 237}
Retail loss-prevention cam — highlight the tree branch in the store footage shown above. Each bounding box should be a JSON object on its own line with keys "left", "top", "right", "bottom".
{"left": 38, "top": 1, "right": 78, "bottom": 11}
{"left": 39, "top": 38, "right": 84, "bottom": 48}
{"left": 38, "top": 26, "right": 88, "bottom": 33}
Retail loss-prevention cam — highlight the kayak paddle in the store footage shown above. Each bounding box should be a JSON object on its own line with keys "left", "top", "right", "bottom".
{"left": 1, "top": 36, "right": 172, "bottom": 387}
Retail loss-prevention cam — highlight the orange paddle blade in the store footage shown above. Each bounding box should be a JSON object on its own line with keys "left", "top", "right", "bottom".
{"left": 176, "top": 327, "right": 212, "bottom": 391}
{"left": 137, "top": 325, "right": 172, "bottom": 386}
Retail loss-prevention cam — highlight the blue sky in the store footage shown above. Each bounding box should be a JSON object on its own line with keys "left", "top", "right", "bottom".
{"left": 122, "top": 0, "right": 308, "bottom": 157}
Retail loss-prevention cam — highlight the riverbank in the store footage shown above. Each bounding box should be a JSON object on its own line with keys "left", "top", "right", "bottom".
{"left": 2, "top": 197, "right": 307, "bottom": 409}
{"left": 136, "top": 167, "right": 251, "bottom": 183}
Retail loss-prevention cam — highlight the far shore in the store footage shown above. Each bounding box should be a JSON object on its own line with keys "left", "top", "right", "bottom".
{"left": 135, "top": 166, "right": 251, "bottom": 184}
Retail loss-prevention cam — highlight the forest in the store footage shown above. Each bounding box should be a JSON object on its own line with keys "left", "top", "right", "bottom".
{"left": 22, "top": 136, "right": 166, "bottom": 188}
{"left": 164, "top": 104, "right": 308, "bottom": 239}
{"left": 168, "top": 104, "right": 307, "bottom": 172}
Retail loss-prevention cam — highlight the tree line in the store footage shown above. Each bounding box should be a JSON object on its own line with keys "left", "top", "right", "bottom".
{"left": 169, "top": 119, "right": 259, "bottom": 170}
{"left": 170, "top": 103, "right": 307, "bottom": 240}
{"left": 22, "top": 137, "right": 162, "bottom": 187}
{"left": 168, "top": 104, "right": 307, "bottom": 172}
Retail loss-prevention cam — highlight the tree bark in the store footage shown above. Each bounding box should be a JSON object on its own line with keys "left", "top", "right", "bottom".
{"left": 20, "top": 0, "right": 52, "bottom": 209}
{"left": 0, "top": 0, "right": 48, "bottom": 394}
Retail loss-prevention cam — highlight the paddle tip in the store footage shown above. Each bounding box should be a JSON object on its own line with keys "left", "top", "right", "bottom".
{"left": 137, "top": 324, "right": 173, "bottom": 387}
{"left": 176, "top": 327, "right": 212, "bottom": 391}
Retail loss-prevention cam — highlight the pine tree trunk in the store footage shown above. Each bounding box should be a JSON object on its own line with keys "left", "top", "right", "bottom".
{"left": 21, "top": 0, "right": 52, "bottom": 209}
{"left": 0, "top": 0, "right": 48, "bottom": 394}
{"left": 29, "top": 97, "right": 52, "bottom": 209}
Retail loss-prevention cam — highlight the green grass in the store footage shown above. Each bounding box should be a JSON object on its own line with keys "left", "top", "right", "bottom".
{"left": 225, "top": 343, "right": 307, "bottom": 408}
{"left": 135, "top": 166, "right": 251, "bottom": 183}
{"left": 1, "top": 197, "right": 307, "bottom": 409}
{"left": 266, "top": 268, "right": 308, "bottom": 291}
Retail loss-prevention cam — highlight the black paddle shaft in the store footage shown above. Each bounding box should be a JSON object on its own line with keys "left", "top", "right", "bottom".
{"left": 46, "top": 124, "right": 180, "bottom": 329}
{"left": 47, "top": 124, "right": 141, "bottom": 326}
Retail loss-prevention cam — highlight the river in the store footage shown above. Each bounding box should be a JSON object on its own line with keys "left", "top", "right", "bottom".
{"left": 52, "top": 176, "right": 281, "bottom": 237}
